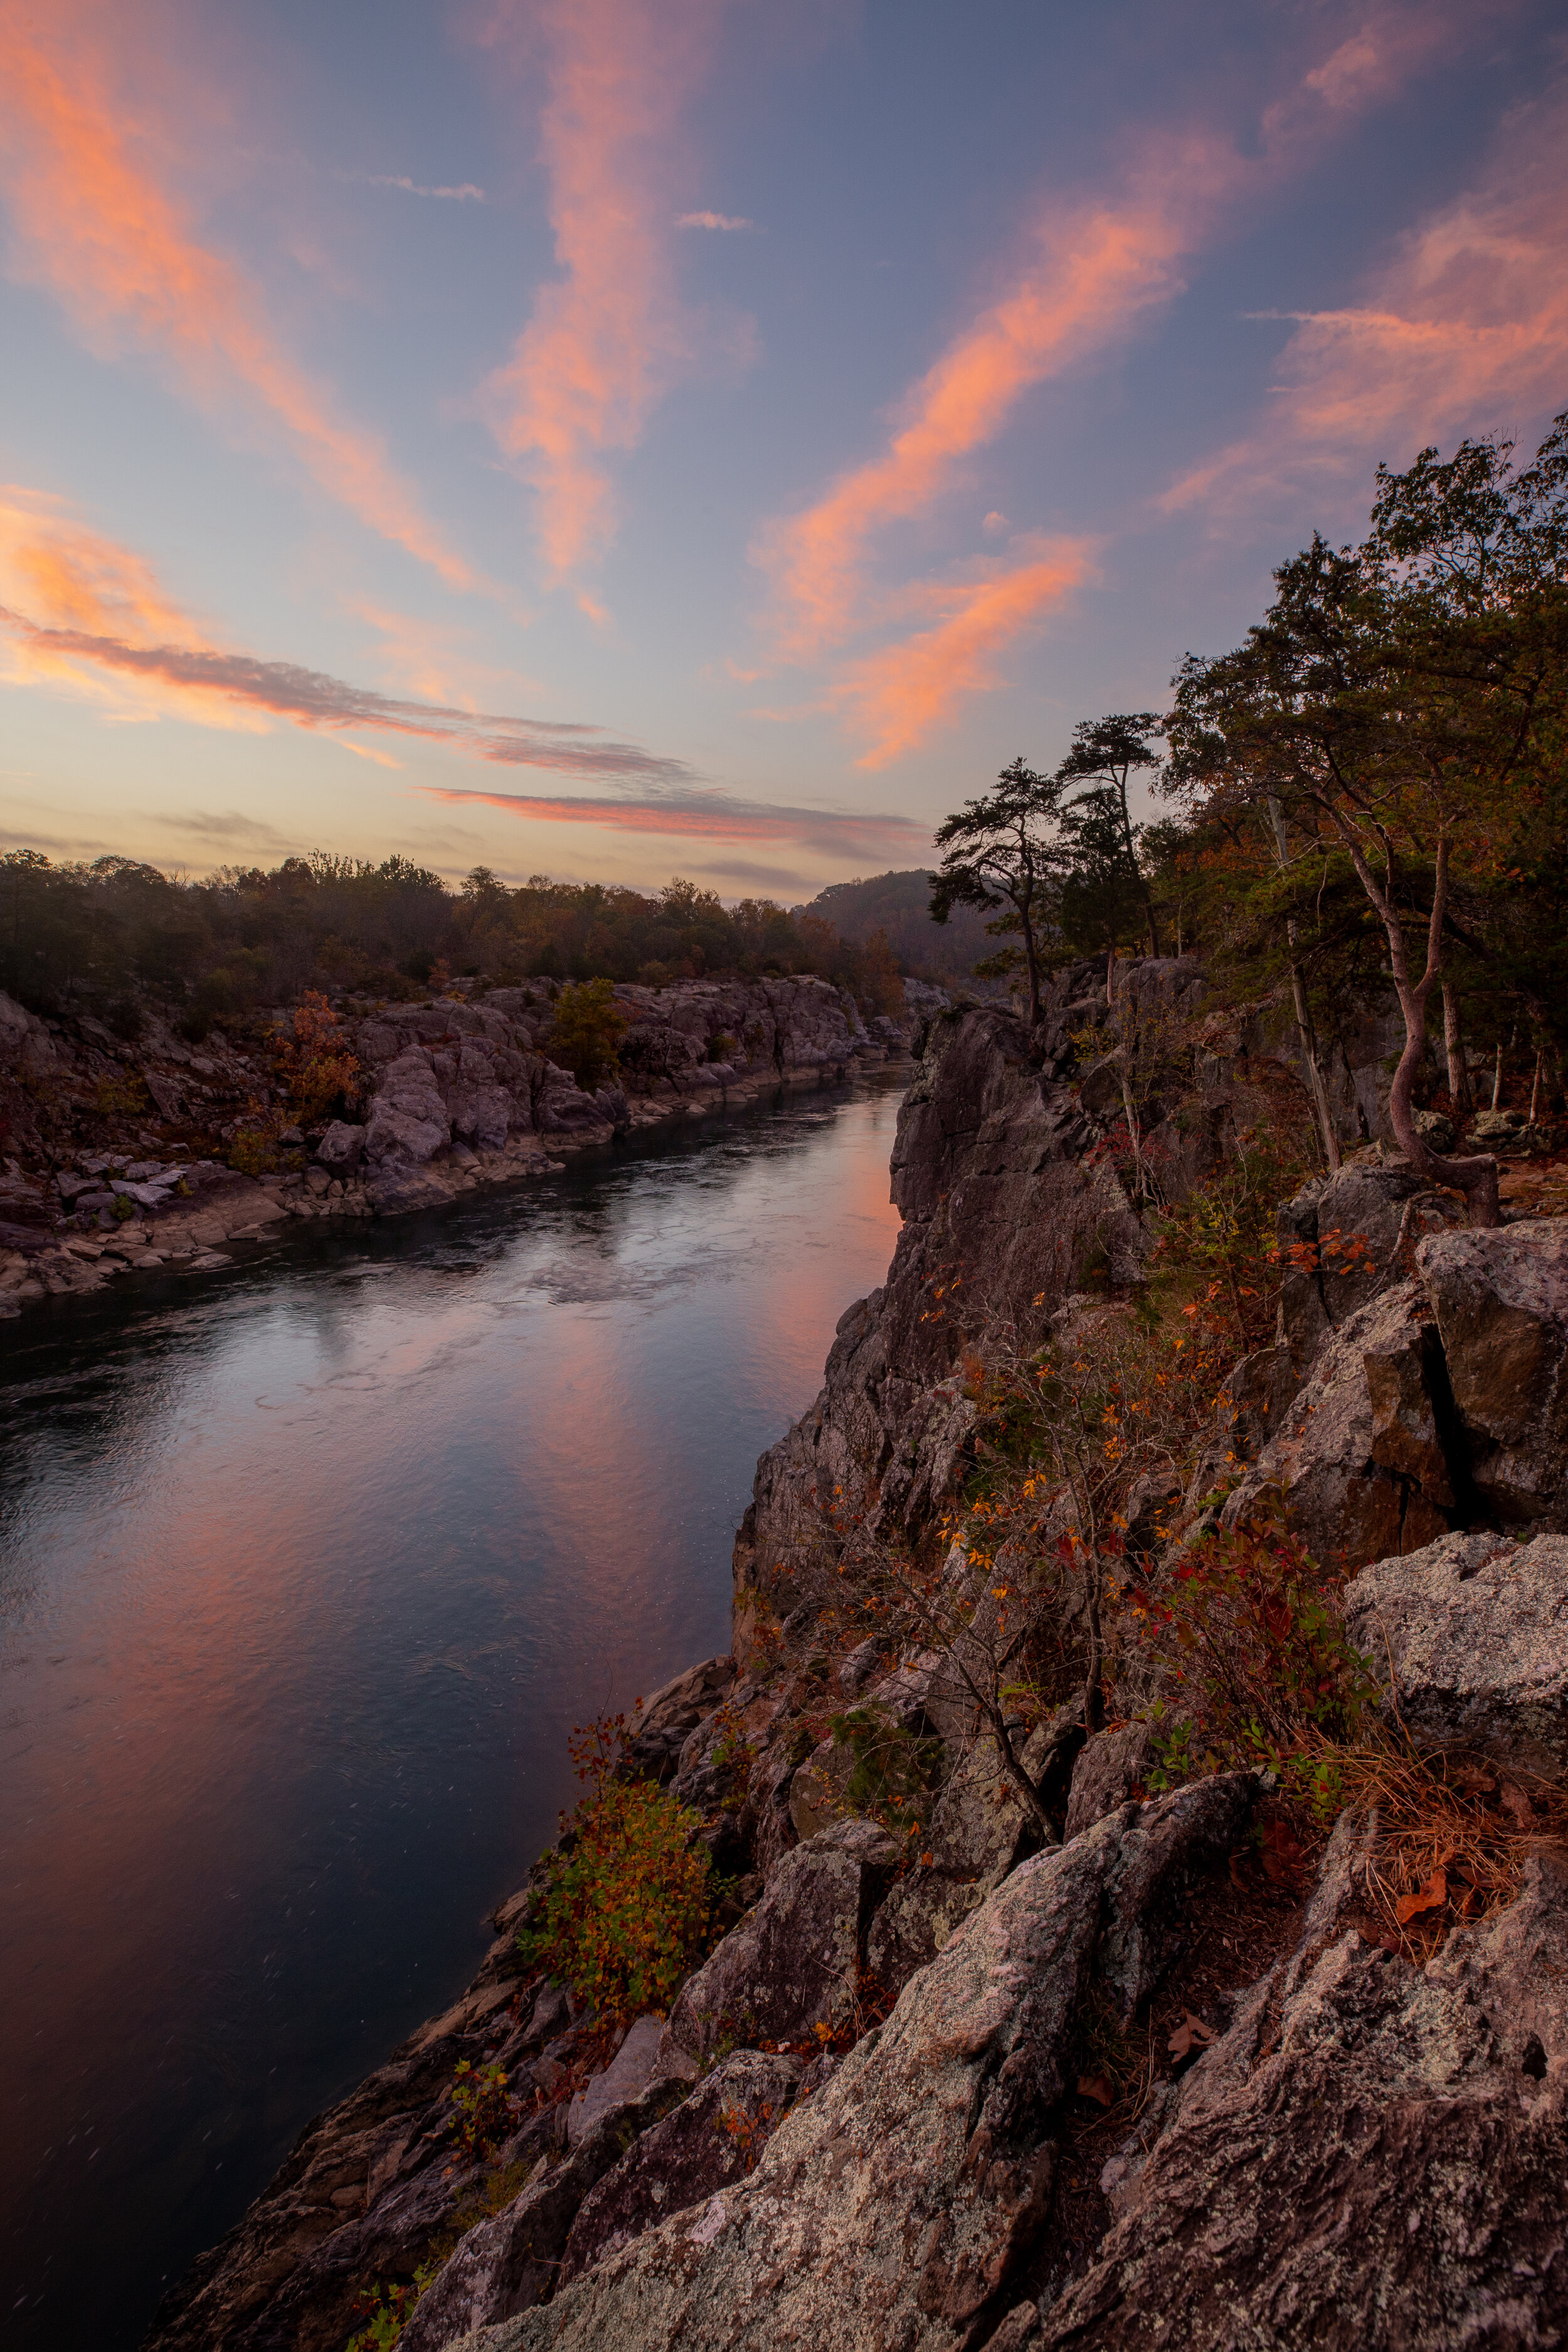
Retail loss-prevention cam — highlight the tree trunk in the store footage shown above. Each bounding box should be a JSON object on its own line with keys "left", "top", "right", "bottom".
{"left": 1266, "top": 798, "right": 1340, "bottom": 1172}
{"left": 1330, "top": 822, "right": 1499, "bottom": 1226}
{"left": 1020, "top": 898, "right": 1042, "bottom": 1027}
{"left": 1441, "top": 982, "right": 1474, "bottom": 1120}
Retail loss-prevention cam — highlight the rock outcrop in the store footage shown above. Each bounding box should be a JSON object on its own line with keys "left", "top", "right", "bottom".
{"left": 732, "top": 988, "right": 1150, "bottom": 1650}
{"left": 141, "top": 984, "right": 1568, "bottom": 2352}
{"left": 1039, "top": 1846, "right": 1568, "bottom": 2350}
{"left": 1345, "top": 1528, "right": 1568, "bottom": 1772}
{"left": 1, "top": 975, "right": 934, "bottom": 1318}
{"left": 458, "top": 1780, "right": 1254, "bottom": 2352}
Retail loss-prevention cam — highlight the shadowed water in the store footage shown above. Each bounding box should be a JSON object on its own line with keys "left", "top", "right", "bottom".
{"left": 0, "top": 1074, "right": 906, "bottom": 2352}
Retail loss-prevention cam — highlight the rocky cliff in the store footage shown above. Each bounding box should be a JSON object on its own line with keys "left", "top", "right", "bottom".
{"left": 0, "top": 973, "right": 938, "bottom": 1317}
{"left": 142, "top": 980, "right": 1568, "bottom": 2352}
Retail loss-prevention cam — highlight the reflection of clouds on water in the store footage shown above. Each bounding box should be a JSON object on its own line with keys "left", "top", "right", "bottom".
{"left": 0, "top": 1071, "right": 908, "bottom": 2352}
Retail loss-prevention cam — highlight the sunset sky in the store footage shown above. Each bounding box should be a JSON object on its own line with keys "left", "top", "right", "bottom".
{"left": 2, "top": 0, "right": 1565, "bottom": 901}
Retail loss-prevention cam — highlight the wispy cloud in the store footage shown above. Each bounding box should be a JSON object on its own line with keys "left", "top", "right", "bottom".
{"left": 755, "top": 172, "right": 1208, "bottom": 665}
{"left": 0, "top": 487, "right": 689, "bottom": 777}
{"left": 677, "top": 210, "right": 753, "bottom": 231}
{"left": 750, "top": 0, "right": 1505, "bottom": 760}
{"left": 0, "top": 3, "right": 484, "bottom": 594}
{"left": 836, "top": 541, "right": 1094, "bottom": 770}
{"left": 477, "top": 0, "right": 722, "bottom": 580}
{"left": 420, "top": 785, "right": 926, "bottom": 857}
{"left": 347, "top": 172, "right": 485, "bottom": 202}
{"left": 1161, "top": 83, "right": 1568, "bottom": 521}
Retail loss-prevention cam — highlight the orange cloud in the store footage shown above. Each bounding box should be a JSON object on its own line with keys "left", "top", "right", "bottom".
{"left": 0, "top": 488, "right": 694, "bottom": 773}
{"left": 479, "top": 0, "right": 720, "bottom": 580}
{"left": 0, "top": 485, "right": 249, "bottom": 724}
{"left": 0, "top": 2, "right": 482, "bottom": 595}
{"left": 835, "top": 541, "right": 1094, "bottom": 771}
{"left": 750, "top": 0, "right": 1505, "bottom": 765}
{"left": 1161, "top": 85, "right": 1568, "bottom": 521}
{"left": 421, "top": 787, "right": 926, "bottom": 859}
{"left": 756, "top": 183, "right": 1207, "bottom": 664}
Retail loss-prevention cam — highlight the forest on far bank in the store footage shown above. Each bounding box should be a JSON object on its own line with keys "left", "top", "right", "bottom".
{"left": 0, "top": 857, "right": 924, "bottom": 1039}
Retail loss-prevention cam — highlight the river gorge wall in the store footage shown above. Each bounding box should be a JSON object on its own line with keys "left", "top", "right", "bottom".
{"left": 0, "top": 973, "right": 940, "bottom": 1318}
{"left": 144, "top": 977, "right": 1568, "bottom": 2352}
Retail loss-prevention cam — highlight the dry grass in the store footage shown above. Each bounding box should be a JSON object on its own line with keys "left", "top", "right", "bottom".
{"left": 1303, "top": 1738, "right": 1568, "bottom": 1961}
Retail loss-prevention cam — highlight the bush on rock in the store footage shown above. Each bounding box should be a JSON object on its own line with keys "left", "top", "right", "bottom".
{"left": 519, "top": 1715, "right": 717, "bottom": 2023}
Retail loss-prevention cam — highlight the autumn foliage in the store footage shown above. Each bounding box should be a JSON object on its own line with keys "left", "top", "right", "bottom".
{"left": 517, "top": 1716, "right": 718, "bottom": 2024}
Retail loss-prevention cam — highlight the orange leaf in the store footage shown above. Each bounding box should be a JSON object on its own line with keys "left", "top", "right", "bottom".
{"left": 1394, "top": 1869, "right": 1447, "bottom": 1926}
{"left": 1076, "top": 2073, "right": 1115, "bottom": 2106}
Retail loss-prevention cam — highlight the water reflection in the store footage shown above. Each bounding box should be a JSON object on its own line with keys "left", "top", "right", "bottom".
{"left": 0, "top": 1076, "right": 905, "bottom": 2352}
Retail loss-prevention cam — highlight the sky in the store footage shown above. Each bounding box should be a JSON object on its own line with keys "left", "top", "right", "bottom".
{"left": 1, "top": 0, "right": 1565, "bottom": 904}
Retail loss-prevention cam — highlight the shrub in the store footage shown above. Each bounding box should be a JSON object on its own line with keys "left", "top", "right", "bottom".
{"left": 272, "top": 990, "right": 360, "bottom": 1123}
{"left": 829, "top": 1706, "right": 944, "bottom": 1834}
{"left": 517, "top": 1716, "right": 716, "bottom": 2023}
{"left": 450, "top": 2060, "right": 514, "bottom": 2163}
{"left": 544, "top": 977, "right": 628, "bottom": 1091}
{"left": 344, "top": 2261, "right": 438, "bottom": 2351}
{"left": 1133, "top": 1517, "right": 1377, "bottom": 1798}
{"left": 228, "top": 1116, "right": 279, "bottom": 1178}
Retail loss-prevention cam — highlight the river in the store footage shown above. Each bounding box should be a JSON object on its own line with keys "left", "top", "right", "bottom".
{"left": 0, "top": 1073, "right": 906, "bottom": 2352}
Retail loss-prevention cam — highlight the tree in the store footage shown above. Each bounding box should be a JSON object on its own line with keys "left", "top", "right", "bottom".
{"left": 1055, "top": 713, "right": 1165, "bottom": 955}
{"left": 545, "top": 976, "right": 628, "bottom": 1090}
{"left": 930, "top": 758, "right": 1063, "bottom": 1025}
{"left": 1167, "top": 416, "right": 1568, "bottom": 1227}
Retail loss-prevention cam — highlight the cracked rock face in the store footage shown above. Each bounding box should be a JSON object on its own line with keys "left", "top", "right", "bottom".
{"left": 1345, "top": 1528, "right": 1568, "bottom": 1772}
{"left": 1417, "top": 1221, "right": 1568, "bottom": 1528}
{"left": 1223, "top": 1280, "right": 1454, "bottom": 1569}
{"left": 455, "top": 1779, "right": 1253, "bottom": 2352}
{"left": 1037, "top": 1851, "right": 1568, "bottom": 2351}
{"left": 731, "top": 998, "right": 1147, "bottom": 1654}
{"left": 661, "top": 1816, "right": 900, "bottom": 2068}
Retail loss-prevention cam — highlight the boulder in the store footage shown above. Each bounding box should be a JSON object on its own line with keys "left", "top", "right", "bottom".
{"left": 866, "top": 1719, "right": 1064, "bottom": 1998}
{"left": 398, "top": 2076, "right": 691, "bottom": 2352}
{"left": 1222, "top": 1279, "right": 1455, "bottom": 1570}
{"left": 1062, "top": 1722, "right": 1155, "bottom": 1841}
{"left": 366, "top": 1049, "right": 452, "bottom": 1170}
{"left": 1416, "top": 1220, "right": 1568, "bottom": 1527}
{"left": 1273, "top": 1163, "right": 1464, "bottom": 1375}
{"left": 1039, "top": 1851, "right": 1568, "bottom": 2351}
{"left": 660, "top": 1817, "right": 899, "bottom": 2069}
{"left": 465, "top": 1779, "right": 1253, "bottom": 2352}
{"left": 316, "top": 1120, "right": 366, "bottom": 1175}
{"left": 623, "top": 1656, "right": 736, "bottom": 1783}
{"left": 1343, "top": 1528, "right": 1568, "bottom": 1772}
{"left": 565, "top": 2015, "right": 669, "bottom": 2148}
{"left": 557, "top": 2051, "right": 803, "bottom": 2288}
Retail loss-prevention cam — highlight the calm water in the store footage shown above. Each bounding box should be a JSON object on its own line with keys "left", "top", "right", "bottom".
{"left": 0, "top": 1074, "right": 906, "bottom": 2352}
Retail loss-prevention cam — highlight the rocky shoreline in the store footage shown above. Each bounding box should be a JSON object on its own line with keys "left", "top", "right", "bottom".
{"left": 0, "top": 975, "right": 943, "bottom": 1320}
{"left": 133, "top": 976, "right": 1568, "bottom": 2349}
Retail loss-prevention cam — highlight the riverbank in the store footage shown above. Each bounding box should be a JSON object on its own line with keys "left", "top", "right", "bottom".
{"left": 0, "top": 973, "right": 943, "bottom": 1318}
{"left": 142, "top": 973, "right": 1568, "bottom": 2352}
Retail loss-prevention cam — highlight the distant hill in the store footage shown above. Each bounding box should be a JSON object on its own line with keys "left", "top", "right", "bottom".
{"left": 799, "top": 871, "right": 1001, "bottom": 987}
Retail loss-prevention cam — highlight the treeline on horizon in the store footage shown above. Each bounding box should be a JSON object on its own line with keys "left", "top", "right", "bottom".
{"left": 0, "top": 853, "right": 929, "bottom": 1039}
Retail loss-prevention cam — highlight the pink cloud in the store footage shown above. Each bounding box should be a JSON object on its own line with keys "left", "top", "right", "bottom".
{"left": 478, "top": 0, "right": 723, "bottom": 580}
{"left": 1162, "top": 83, "right": 1568, "bottom": 521}
{"left": 420, "top": 785, "right": 926, "bottom": 857}
{"left": 835, "top": 541, "right": 1094, "bottom": 770}
{"left": 750, "top": 1, "right": 1511, "bottom": 761}
{"left": 0, "top": 1, "right": 485, "bottom": 595}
